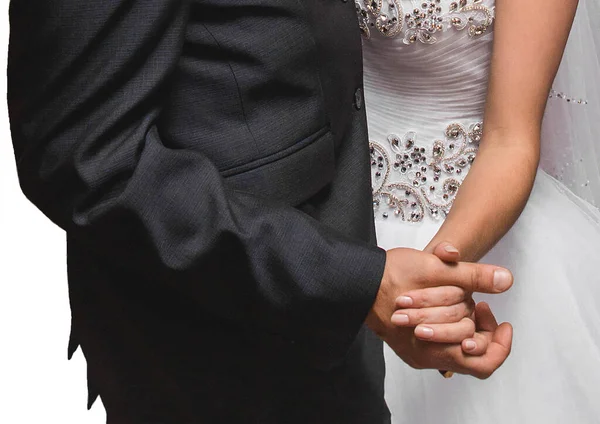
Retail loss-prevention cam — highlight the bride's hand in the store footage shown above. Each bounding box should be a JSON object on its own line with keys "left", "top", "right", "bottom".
{"left": 391, "top": 285, "right": 476, "bottom": 344}
{"left": 392, "top": 242, "right": 488, "bottom": 355}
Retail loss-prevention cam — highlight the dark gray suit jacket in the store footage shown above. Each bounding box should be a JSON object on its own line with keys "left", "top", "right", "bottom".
{"left": 8, "top": 0, "right": 389, "bottom": 422}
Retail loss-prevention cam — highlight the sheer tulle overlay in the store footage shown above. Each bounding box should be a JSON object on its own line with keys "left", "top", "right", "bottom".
{"left": 360, "top": 0, "right": 600, "bottom": 422}
{"left": 377, "top": 171, "right": 600, "bottom": 423}
{"left": 540, "top": 0, "right": 600, "bottom": 208}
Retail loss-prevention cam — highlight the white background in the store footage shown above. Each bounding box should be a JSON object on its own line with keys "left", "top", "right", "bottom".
{"left": 0, "top": 2, "right": 106, "bottom": 422}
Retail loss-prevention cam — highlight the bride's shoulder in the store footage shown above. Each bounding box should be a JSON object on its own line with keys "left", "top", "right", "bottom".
{"left": 355, "top": 0, "right": 495, "bottom": 43}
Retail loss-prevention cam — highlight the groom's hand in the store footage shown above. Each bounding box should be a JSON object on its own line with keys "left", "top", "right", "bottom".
{"left": 390, "top": 242, "right": 478, "bottom": 345}
{"left": 366, "top": 247, "right": 512, "bottom": 338}
{"left": 390, "top": 285, "right": 476, "bottom": 344}
{"left": 365, "top": 247, "right": 513, "bottom": 378}
{"left": 386, "top": 301, "right": 512, "bottom": 379}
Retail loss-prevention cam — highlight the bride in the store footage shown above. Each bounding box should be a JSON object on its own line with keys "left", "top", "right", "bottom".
{"left": 356, "top": 0, "right": 600, "bottom": 422}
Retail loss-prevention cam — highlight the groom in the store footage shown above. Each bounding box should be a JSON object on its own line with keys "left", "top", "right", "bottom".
{"left": 8, "top": 1, "right": 512, "bottom": 423}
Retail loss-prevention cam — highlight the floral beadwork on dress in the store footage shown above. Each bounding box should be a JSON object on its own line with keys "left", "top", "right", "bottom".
{"left": 356, "top": 0, "right": 494, "bottom": 43}
{"left": 371, "top": 122, "right": 482, "bottom": 222}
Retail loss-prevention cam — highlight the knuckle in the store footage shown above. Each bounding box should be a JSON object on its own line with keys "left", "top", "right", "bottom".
{"left": 465, "top": 317, "right": 476, "bottom": 330}
{"left": 467, "top": 324, "right": 476, "bottom": 338}
{"left": 412, "top": 360, "right": 425, "bottom": 370}
{"left": 462, "top": 318, "right": 476, "bottom": 336}
{"left": 444, "top": 308, "right": 458, "bottom": 322}
{"left": 424, "top": 256, "right": 442, "bottom": 281}
{"left": 455, "top": 304, "right": 467, "bottom": 319}
{"left": 440, "top": 288, "right": 452, "bottom": 305}
{"left": 476, "top": 363, "right": 495, "bottom": 379}
{"left": 446, "top": 292, "right": 457, "bottom": 305}
{"left": 406, "top": 354, "right": 424, "bottom": 370}
{"left": 427, "top": 254, "right": 441, "bottom": 270}
{"left": 479, "top": 370, "right": 493, "bottom": 380}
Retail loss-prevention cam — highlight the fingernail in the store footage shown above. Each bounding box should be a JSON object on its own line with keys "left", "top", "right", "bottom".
{"left": 440, "top": 370, "right": 454, "bottom": 379}
{"left": 391, "top": 314, "right": 409, "bottom": 325}
{"left": 444, "top": 245, "right": 459, "bottom": 254}
{"left": 464, "top": 340, "right": 477, "bottom": 351}
{"left": 397, "top": 296, "right": 413, "bottom": 307}
{"left": 415, "top": 326, "right": 434, "bottom": 339}
{"left": 493, "top": 269, "right": 513, "bottom": 291}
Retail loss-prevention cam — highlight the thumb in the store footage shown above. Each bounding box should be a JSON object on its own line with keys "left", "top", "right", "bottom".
{"left": 431, "top": 242, "right": 461, "bottom": 263}
{"left": 426, "top": 261, "right": 514, "bottom": 294}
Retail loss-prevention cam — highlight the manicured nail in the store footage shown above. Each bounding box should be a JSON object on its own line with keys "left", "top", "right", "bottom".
{"left": 415, "top": 326, "right": 434, "bottom": 339}
{"left": 493, "top": 269, "right": 513, "bottom": 291}
{"left": 439, "top": 370, "right": 454, "bottom": 378}
{"left": 464, "top": 340, "right": 477, "bottom": 351}
{"left": 397, "top": 296, "right": 413, "bottom": 307}
{"left": 444, "top": 245, "right": 459, "bottom": 254}
{"left": 391, "top": 314, "right": 409, "bottom": 325}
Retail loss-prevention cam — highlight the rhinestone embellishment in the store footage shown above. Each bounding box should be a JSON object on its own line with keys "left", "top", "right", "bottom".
{"left": 356, "top": 0, "right": 404, "bottom": 38}
{"left": 548, "top": 89, "right": 588, "bottom": 105}
{"left": 356, "top": 0, "right": 494, "bottom": 43}
{"left": 371, "top": 122, "right": 482, "bottom": 222}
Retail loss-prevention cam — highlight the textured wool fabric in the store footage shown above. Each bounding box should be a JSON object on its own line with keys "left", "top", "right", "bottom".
{"left": 7, "top": 1, "right": 389, "bottom": 422}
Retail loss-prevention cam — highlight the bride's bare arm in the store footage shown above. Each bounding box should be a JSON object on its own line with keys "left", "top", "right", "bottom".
{"left": 424, "top": 0, "right": 579, "bottom": 261}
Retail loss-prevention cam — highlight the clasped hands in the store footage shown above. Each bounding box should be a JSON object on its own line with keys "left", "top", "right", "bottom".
{"left": 366, "top": 243, "right": 513, "bottom": 379}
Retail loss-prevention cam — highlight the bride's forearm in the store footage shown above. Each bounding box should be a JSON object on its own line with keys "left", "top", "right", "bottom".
{"left": 424, "top": 133, "right": 538, "bottom": 262}
{"left": 424, "top": 0, "right": 578, "bottom": 262}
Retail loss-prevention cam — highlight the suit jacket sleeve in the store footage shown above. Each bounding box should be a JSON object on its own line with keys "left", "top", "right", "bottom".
{"left": 7, "top": 0, "right": 385, "bottom": 366}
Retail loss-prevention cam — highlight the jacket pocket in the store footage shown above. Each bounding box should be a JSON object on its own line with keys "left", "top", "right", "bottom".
{"left": 223, "top": 126, "right": 335, "bottom": 206}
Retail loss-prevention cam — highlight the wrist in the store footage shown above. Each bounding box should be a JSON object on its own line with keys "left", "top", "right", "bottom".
{"left": 366, "top": 251, "right": 393, "bottom": 337}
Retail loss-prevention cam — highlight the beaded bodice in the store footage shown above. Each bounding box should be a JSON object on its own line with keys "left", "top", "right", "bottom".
{"left": 360, "top": 0, "right": 495, "bottom": 222}
{"left": 360, "top": 0, "right": 589, "bottom": 223}
{"left": 356, "top": 0, "right": 494, "bottom": 43}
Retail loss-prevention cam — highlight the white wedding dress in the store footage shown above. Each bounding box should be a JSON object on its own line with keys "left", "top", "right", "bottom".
{"left": 357, "top": 0, "right": 600, "bottom": 422}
